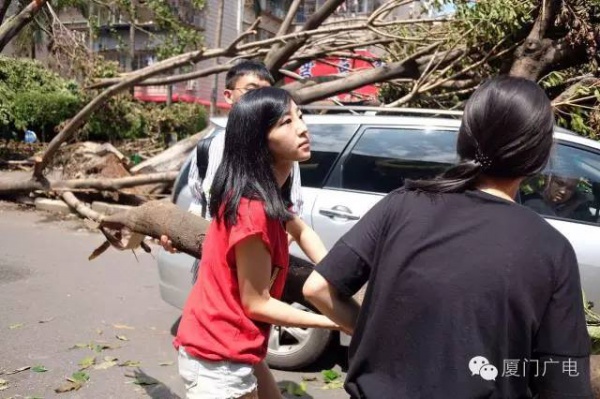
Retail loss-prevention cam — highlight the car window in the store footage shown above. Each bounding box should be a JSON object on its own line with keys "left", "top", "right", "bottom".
{"left": 341, "top": 127, "right": 458, "bottom": 193}
{"left": 300, "top": 123, "right": 358, "bottom": 188}
{"left": 520, "top": 143, "right": 600, "bottom": 225}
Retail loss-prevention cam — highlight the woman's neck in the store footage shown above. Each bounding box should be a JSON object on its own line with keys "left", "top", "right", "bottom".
{"left": 475, "top": 176, "right": 523, "bottom": 202}
{"left": 272, "top": 161, "right": 293, "bottom": 188}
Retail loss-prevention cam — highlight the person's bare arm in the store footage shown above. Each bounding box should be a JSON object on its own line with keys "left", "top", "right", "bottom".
{"left": 236, "top": 235, "right": 336, "bottom": 329}
{"left": 303, "top": 271, "right": 360, "bottom": 335}
{"left": 285, "top": 216, "right": 326, "bottom": 264}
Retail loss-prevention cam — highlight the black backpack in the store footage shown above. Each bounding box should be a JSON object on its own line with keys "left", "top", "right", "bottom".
{"left": 196, "top": 135, "right": 215, "bottom": 218}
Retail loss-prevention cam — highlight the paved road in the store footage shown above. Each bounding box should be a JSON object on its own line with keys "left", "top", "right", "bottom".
{"left": 0, "top": 202, "right": 348, "bottom": 399}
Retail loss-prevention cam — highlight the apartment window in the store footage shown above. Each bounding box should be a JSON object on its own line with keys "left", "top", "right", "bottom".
{"left": 264, "top": 0, "right": 289, "bottom": 19}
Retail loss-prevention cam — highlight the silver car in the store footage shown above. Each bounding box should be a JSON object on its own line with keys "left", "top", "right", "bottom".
{"left": 157, "top": 107, "right": 600, "bottom": 370}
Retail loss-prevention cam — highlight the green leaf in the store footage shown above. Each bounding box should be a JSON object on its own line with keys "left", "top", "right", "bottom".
{"left": 321, "top": 369, "right": 341, "bottom": 383}
{"left": 322, "top": 380, "right": 344, "bottom": 390}
{"left": 31, "top": 365, "right": 49, "bottom": 373}
{"left": 9, "top": 323, "right": 24, "bottom": 329}
{"left": 78, "top": 356, "right": 96, "bottom": 370}
{"left": 70, "top": 371, "right": 90, "bottom": 383}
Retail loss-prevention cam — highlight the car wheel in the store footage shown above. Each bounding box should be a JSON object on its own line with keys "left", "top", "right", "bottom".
{"left": 266, "top": 303, "right": 332, "bottom": 370}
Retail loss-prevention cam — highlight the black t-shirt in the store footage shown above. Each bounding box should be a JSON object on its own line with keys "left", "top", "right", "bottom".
{"left": 316, "top": 189, "right": 592, "bottom": 399}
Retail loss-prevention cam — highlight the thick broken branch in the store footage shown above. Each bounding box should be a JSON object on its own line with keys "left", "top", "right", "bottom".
{"left": 509, "top": 0, "right": 562, "bottom": 80}
{"left": 99, "top": 200, "right": 208, "bottom": 259}
{"left": 0, "top": 0, "right": 48, "bottom": 51}
{"left": 292, "top": 43, "right": 438, "bottom": 104}
{"left": 264, "top": 0, "right": 346, "bottom": 73}
{"left": 0, "top": 172, "right": 177, "bottom": 195}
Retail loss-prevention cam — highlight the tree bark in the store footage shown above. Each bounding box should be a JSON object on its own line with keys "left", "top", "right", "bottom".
{"left": 0, "top": 0, "right": 48, "bottom": 52}
{"left": 509, "top": 0, "right": 561, "bottom": 80}
{"left": 292, "top": 43, "right": 437, "bottom": 104}
{"left": 99, "top": 200, "right": 209, "bottom": 259}
{"left": 0, "top": 0, "right": 12, "bottom": 27}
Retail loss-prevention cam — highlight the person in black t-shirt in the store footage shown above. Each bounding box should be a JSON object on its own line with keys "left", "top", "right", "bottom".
{"left": 303, "top": 76, "right": 592, "bottom": 399}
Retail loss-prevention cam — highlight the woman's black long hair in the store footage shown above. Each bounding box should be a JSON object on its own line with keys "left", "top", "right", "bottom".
{"left": 209, "top": 87, "right": 295, "bottom": 228}
{"left": 406, "top": 76, "right": 555, "bottom": 193}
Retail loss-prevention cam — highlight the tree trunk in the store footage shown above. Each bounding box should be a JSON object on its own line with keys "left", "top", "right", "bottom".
{"left": 508, "top": 0, "right": 560, "bottom": 80}
{"left": 0, "top": 0, "right": 48, "bottom": 52}
{"left": 130, "top": 125, "right": 214, "bottom": 174}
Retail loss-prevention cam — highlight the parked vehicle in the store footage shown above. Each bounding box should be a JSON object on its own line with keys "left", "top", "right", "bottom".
{"left": 157, "top": 106, "right": 600, "bottom": 370}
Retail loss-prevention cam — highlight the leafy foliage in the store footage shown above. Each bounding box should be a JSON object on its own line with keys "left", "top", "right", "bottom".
{"left": 382, "top": 0, "right": 600, "bottom": 140}
{"left": 0, "top": 57, "right": 206, "bottom": 142}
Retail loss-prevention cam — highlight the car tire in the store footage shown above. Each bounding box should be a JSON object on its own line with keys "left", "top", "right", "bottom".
{"left": 266, "top": 303, "right": 333, "bottom": 370}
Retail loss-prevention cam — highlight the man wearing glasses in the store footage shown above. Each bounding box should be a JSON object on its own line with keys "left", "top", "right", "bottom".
{"left": 161, "top": 59, "right": 303, "bottom": 244}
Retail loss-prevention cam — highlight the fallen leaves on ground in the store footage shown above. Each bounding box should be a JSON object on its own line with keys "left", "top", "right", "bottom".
{"left": 31, "top": 365, "right": 48, "bottom": 373}
{"left": 94, "top": 357, "right": 118, "bottom": 370}
{"left": 55, "top": 371, "right": 89, "bottom": 393}
{"left": 321, "top": 369, "right": 344, "bottom": 390}
{"left": 115, "top": 335, "right": 129, "bottom": 341}
{"left": 0, "top": 379, "right": 8, "bottom": 391}
{"left": 8, "top": 323, "right": 23, "bottom": 330}
{"left": 38, "top": 317, "right": 55, "bottom": 324}
{"left": 158, "top": 361, "right": 173, "bottom": 366}
{"left": 119, "top": 360, "right": 141, "bottom": 367}
{"left": 281, "top": 381, "right": 308, "bottom": 396}
{"left": 78, "top": 356, "right": 96, "bottom": 370}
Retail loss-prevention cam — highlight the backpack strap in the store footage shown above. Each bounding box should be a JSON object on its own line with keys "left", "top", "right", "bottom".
{"left": 196, "top": 135, "right": 215, "bottom": 218}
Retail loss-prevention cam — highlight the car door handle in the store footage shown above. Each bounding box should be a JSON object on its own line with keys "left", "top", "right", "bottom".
{"left": 319, "top": 206, "right": 360, "bottom": 221}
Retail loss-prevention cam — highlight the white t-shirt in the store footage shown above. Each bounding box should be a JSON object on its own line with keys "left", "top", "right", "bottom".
{"left": 187, "top": 130, "right": 303, "bottom": 220}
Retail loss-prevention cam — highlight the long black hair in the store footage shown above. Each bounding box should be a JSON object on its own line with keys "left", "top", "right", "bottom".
{"left": 209, "top": 87, "right": 295, "bottom": 227}
{"left": 406, "top": 76, "right": 555, "bottom": 193}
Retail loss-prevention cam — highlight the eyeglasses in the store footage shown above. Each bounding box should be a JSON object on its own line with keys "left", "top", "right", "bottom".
{"left": 231, "top": 86, "right": 259, "bottom": 93}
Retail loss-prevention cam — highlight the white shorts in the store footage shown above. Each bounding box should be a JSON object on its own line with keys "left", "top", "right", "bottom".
{"left": 178, "top": 347, "right": 258, "bottom": 399}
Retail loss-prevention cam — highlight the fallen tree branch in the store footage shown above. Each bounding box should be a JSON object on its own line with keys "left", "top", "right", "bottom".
{"left": 62, "top": 191, "right": 104, "bottom": 221}
{"left": 95, "top": 200, "right": 314, "bottom": 306}
{"left": 293, "top": 43, "right": 439, "bottom": 104}
{"left": 0, "top": 172, "right": 178, "bottom": 195}
{"left": 0, "top": 0, "right": 48, "bottom": 51}
{"left": 99, "top": 200, "right": 208, "bottom": 259}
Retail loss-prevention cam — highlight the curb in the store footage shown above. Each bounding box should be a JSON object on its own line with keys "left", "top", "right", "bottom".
{"left": 34, "top": 198, "right": 133, "bottom": 216}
